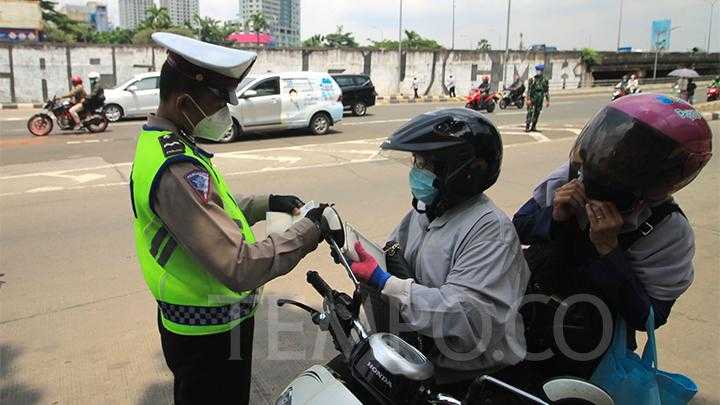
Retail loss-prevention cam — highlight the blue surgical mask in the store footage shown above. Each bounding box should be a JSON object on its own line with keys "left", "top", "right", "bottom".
{"left": 409, "top": 167, "right": 439, "bottom": 204}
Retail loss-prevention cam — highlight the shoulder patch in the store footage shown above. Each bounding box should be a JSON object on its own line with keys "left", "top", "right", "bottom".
{"left": 158, "top": 133, "right": 185, "bottom": 157}
{"left": 185, "top": 170, "right": 210, "bottom": 202}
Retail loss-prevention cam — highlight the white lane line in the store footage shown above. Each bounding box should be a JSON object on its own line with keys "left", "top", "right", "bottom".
{"left": 527, "top": 132, "right": 551, "bottom": 142}
{"left": 0, "top": 136, "right": 579, "bottom": 198}
{"left": 340, "top": 118, "right": 410, "bottom": 126}
{"left": 0, "top": 118, "right": 27, "bottom": 122}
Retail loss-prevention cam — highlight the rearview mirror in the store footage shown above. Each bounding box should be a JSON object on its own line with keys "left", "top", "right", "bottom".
{"left": 127, "top": 85, "right": 138, "bottom": 92}
{"left": 242, "top": 89, "right": 258, "bottom": 98}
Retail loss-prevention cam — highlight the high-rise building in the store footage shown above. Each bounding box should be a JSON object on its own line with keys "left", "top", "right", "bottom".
{"left": 0, "top": 0, "right": 42, "bottom": 42}
{"left": 160, "top": 0, "right": 199, "bottom": 26}
{"left": 119, "top": 0, "right": 154, "bottom": 30}
{"left": 238, "top": 0, "right": 301, "bottom": 48}
{"left": 61, "top": 2, "right": 110, "bottom": 32}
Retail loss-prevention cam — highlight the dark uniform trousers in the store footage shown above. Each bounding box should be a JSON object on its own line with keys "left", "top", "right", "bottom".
{"left": 159, "top": 311, "right": 255, "bottom": 405}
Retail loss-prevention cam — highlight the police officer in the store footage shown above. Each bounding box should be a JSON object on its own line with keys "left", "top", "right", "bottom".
{"left": 525, "top": 64, "right": 550, "bottom": 132}
{"left": 130, "top": 33, "right": 331, "bottom": 405}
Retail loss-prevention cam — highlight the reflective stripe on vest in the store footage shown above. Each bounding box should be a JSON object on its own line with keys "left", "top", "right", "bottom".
{"left": 131, "top": 128, "right": 259, "bottom": 335}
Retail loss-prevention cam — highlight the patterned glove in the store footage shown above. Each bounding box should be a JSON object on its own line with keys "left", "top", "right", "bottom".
{"left": 350, "top": 242, "right": 391, "bottom": 290}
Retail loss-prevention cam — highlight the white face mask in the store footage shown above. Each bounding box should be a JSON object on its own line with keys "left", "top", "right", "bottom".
{"left": 181, "top": 96, "right": 232, "bottom": 142}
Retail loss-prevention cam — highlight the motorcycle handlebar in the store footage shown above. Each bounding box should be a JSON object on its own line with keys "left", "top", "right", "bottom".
{"left": 307, "top": 271, "right": 333, "bottom": 298}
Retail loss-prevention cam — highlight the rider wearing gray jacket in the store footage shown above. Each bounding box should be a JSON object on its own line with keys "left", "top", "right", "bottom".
{"left": 347, "top": 109, "right": 530, "bottom": 393}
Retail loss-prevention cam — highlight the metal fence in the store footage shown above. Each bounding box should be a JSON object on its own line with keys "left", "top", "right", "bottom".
{"left": 590, "top": 75, "right": 716, "bottom": 88}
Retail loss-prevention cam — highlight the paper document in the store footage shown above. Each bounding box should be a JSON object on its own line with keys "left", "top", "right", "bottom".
{"left": 343, "top": 223, "right": 387, "bottom": 270}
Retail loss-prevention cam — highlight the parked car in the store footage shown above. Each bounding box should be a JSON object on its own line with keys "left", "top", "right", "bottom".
{"left": 331, "top": 74, "right": 376, "bottom": 116}
{"left": 102, "top": 72, "right": 160, "bottom": 122}
{"left": 221, "top": 72, "right": 344, "bottom": 142}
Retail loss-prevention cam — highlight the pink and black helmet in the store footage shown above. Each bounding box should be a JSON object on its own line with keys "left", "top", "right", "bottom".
{"left": 571, "top": 93, "right": 712, "bottom": 205}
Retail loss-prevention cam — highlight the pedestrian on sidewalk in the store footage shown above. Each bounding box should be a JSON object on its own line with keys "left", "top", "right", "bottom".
{"left": 130, "top": 32, "right": 334, "bottom": 405}
{"left": 412, "top": 77, "right": 420, "bottom": 99}
{"left": 525, "top": 64, "right": 550, "bottom": 132}
{"left": 447, "top": 74, "right": 456, "bottom": 98}
{"left": 686, "top": 78, "right": 697, "bottom": 105}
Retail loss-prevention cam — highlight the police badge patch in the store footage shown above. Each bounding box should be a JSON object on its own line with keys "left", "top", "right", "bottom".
{"left": 185, "top": 170, "right": 210, "bottom": 202}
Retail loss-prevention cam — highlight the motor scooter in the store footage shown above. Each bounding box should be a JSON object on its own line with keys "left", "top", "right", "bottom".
{"left": 274, "top": 217, "right": 615, "bottom": 404}
{"left": 707, "top": 86, "right": 719, "bottom": 102}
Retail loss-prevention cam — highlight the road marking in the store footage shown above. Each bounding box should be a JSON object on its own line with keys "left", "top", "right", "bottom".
{"left": 219, "top": 153, "right": 302, "bottom": 164}
{"left": 340, "top": 118, "right": 410, "bottom": 126}
{"left": 66, "top": 139, "right": 112, "bottom": 144}
{"left": 0, "top": 135, "right": 579, "bottom": 198}
{"left": 527, "top": 132, "right": 551, "bottom": 142}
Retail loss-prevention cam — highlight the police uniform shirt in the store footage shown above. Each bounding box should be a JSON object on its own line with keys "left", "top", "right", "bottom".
{"left": 147, "top": 114, "right": 321, "bottom": 292}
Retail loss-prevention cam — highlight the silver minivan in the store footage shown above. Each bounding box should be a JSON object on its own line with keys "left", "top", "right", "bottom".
{"left": 221, "top": 72, "right": 344, "bottom": 142}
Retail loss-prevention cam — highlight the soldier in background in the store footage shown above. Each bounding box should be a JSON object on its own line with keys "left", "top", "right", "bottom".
{"left": 525, "top": 64, "right": 550, "bottom": 132}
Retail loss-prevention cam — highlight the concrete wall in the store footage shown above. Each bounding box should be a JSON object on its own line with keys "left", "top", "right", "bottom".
{"left": 8, "top": 44, "right": 715, "bottom": 103}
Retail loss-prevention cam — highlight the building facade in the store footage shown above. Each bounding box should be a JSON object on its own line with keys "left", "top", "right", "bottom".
{"left": 160, "top": 0, "right": 199, "bottom": 26}
{"left": 0, "top": 0, "right": 42, "bottom": 42}
{"left": 60, "top": 2, "right": 110, "bottom": 32}
{"left": 119, "top": 0, "right": 154, "bottom": 30}
{"left": 238, "top": 0, "right": 301, "bottom": 48}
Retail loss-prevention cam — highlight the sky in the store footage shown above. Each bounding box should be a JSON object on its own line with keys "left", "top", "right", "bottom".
{"left": 59, "top": 0, "right": 719, "bottom": 52}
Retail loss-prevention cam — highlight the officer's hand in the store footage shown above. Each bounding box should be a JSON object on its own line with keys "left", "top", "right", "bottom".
{"left": 269, "top": 194, "right": 304, "bottom": 215}
{"left": 552, "top": 179, "right": 587, "bottom": 222}
{"left": 545, "top": 100, "right": 550, "bottom": 108}
{"left": 527, "top": 98, "right": 533, "bottom": 107}
{"left": 586, "top": 201, "right": 624, "bottom": 256}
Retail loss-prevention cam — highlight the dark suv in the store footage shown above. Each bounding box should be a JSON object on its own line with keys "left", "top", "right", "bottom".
{"left": 331, "top": 74, "right": 376, "bottom": 116}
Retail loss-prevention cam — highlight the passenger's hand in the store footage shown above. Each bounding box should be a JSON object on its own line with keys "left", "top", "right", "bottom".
{"left": 351, "top": 242, "right": 390, "bottom": 289}
{"left": 586, "top": 201, "right": 624, "bottom": 256}
{"left": 269, "top": 194, "right": 304, "bottom": 215}
{"left": 552, "top": 179, "right": 587, "bottom": 222}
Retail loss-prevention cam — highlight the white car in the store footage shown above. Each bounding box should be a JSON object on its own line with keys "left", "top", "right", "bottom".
{"left": 221, "top": 72, "right": 344, "bottom": 142}
{"left": 102, "top": 72, "right": 160, "bottom": 122}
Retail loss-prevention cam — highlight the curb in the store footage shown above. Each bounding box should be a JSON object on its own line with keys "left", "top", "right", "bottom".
{"left": 377, "top": 95, "right": 462, "bottom": 105}
{"left": 0, "top": 103, "right": 43, "bottom": 110}
{"left": 702, "top": 111, "right": 719, "bottom": 121}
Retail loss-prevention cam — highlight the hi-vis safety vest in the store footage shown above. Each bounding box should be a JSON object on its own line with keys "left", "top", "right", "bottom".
{"left": 130, "top": 127, "right": 258, "bottom": 336}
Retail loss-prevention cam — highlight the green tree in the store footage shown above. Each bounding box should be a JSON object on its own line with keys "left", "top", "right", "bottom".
{"left": 370, "top": 30, "right": 442, "bottom": 50}
{"left": 323, "top": 25, "right": 358, "bottom": 48}
{"left": 580, "top": 47, "right": 601, "bottom": 67}
{"left": 477, "top": 38, "right": 491, "bottom": 50}
{"left": 132, "top": 26, "right": 193, "bottom": 44}
{"left": 139, "top": 5, "right": 172, "bottom": 30}
{"left": 248, "top": 12, "right": 269, "bottom": 46}
{"left": 190, "top": 14, "right": 225, "bottom": 44}
{"left": 302, "top": 34, "right": 324, "bottom": 48}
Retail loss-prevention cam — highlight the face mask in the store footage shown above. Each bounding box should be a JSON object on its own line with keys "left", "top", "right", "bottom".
{"left": 409, "top": 167, "right": 439, "bottom": 205}
{"left": 181, "top": 95, "right": 232, "bottom": 142}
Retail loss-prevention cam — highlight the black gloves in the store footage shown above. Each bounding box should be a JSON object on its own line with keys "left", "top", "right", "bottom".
{"left": 269, "top": 194, "right": 304, "bottom": 214}
{"left": 384, "top": 241, "right": 413, "bottom": 279}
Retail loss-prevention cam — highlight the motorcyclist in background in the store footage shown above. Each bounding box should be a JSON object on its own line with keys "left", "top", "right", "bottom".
{"left": 615, "top": 74, "right": 630, "bottom": 91}
{"left": 336, "top": 108, "right": 530, "bottom": 401}
{"left": 478, "top": 76, "right": 491, "bottom": 94}
{"left": 59, "top": 75, "right": 87, "bottom": 130}
{"left": 712, "top": 75, "right": 720, "bottom": 88}
{"left": 508, "top": 76, "right": 526, "bottom": 99}
{"left": 627, "top": 74, "right": 640, "bottom": 93}
{"left": 511, "top": 94, "right": 712, "bottom": 392}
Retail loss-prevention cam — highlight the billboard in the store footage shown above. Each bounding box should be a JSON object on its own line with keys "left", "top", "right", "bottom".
{"left": 651, "top": 19, "right": 672, "bottom": 50}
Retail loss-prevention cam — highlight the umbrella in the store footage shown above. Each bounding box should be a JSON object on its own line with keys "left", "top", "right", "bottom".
{"left": 668, "top": 68, "right": 699, "bottom": 78}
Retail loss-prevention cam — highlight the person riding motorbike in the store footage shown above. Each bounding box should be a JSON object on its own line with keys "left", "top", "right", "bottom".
{"left": 627, "top": 74, "right": 639, "bottom": 93}
{"left": 712, "top": 75, "right": 720, "bottom": 88}
{"left": 615, "top": 74, "right": 629, "bottom": 92}
{"left": 478, "top": 76, "right": 491, "bottom": 95}
{"left": 508, "top": 76, "right": 525, "bottom": 98}
{"left": 337, "top": 108, "right": 530, "bottom": 401}
{"left": 511, "top": 94, "right": 712, "bottom": 392}
{"left": 59, "top": 75, "right": 87, "bottom": 130}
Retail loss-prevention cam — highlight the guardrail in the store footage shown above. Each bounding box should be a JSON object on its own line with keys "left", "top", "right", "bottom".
{"left": 590, "top": 76, "right": 715, "bottom": 88}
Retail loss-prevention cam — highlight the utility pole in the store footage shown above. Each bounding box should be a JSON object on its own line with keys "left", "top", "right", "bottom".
{"left": 708, "top": 0, "right": 718, "bottom": 52}
{"left": 616, "top": 0, "right": 624, "bottom": 51}
{"left": 504, "top": 0, "right": 511, "bottom": 86}
{"left": 451, "top": 0, "right": 456, "bottom": 49}
{"left": 653, "top": 26, "right": 680, "bottom": 79}
{"left": 397, "top": 0, "right": 403, "bottom": 95}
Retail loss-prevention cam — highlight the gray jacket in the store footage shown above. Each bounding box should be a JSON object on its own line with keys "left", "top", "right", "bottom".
{"left": 380, "top": 194, "right": 530, "bottom": 384}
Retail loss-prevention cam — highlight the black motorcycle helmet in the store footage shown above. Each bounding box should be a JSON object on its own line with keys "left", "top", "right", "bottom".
{"left": 381, "top": 108, "right": 502, "bottom": 212}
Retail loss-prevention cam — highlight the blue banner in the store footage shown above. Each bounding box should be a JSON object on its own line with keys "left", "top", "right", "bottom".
{"left": 651, "top": 19, "right": 671, "bottom": 50}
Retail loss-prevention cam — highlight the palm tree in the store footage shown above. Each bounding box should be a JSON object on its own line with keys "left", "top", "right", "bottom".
{"left": 248, "top": 13, "right": 268, "bottom": 46}
{"left": 142, "top": 5, "right": 172, "bottom": 30}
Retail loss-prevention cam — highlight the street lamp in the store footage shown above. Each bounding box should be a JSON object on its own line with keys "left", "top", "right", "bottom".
{"left": 451, "top": 0, "right": 456, "bottom": 50}
{"left": 397, "top": 0, "right": 403, "bottom": 95}
{"left": 653, "top": 26, "right": 680, "bottom": 79}
{"left": 616, "top": 0, "right": 624, "bottom": 51}
{"left": 707, "top": 0, "right": 718, "bottom": 52}
{"left": 504, "top": 0, "right": 511, "bottom": 87}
